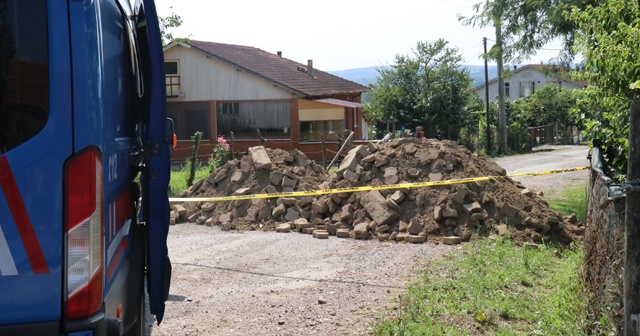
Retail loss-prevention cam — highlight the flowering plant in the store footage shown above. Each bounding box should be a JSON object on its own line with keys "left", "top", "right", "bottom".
{"left": 209, "top": 136, "right": 230, "bottom": 171}
{"left": 217, "top": 136, "right": 230, "bottom": 151}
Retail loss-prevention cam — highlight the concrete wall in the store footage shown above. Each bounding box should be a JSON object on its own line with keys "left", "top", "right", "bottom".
{"left": 583, "top": 148, "right": 624, "bottom": 334}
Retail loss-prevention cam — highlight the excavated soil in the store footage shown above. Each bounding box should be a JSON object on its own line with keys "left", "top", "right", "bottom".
{"left": 173, "top": 138, "right": 582, "bottom": 246}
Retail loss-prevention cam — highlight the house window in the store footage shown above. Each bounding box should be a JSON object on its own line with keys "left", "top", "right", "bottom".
{"left": 219, "top": 102, "right": 239, "bottom": 115}
{"left": 167, "top": 102, "right": 210, "bottom": 139}
{"left": 300, "top": 120, "right": 344, "bottom": 142}
{"left": 519, "top": 81, "right": 535, "bottom": 97}
{"left": 216, "top": 101, "right": 291, "bottom": 139}
{"left": 165, "top": 60, "right": 181, "bottom": 97}
{"left": 504, "top": 82, "right": 510, "bottom": 98}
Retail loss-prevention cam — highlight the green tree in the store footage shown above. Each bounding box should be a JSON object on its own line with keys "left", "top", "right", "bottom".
{"left": 568, "top": 0, "right": 640, "bottom": 173}
{"left": 510, "top": 85, "right": 576, "bottom": 126}
{"left": 460, "top": 1, "right": 510, "bottom": 153}
{"left": 459, "top": 0, "right": 599, "bottom": 64}
{"left": 459, "top": 0, "right": 600, "bottom": 153}
{"left": 509, "top": 84, "right": 577, "bottom": 148}
{"left": 159, "top": 8, "right": 186, "bottom": 46}
{"left": 460, "top": 0, "right": 637, "bottom": 169}
{"left": 364, "top": 39, "right": 474, "bottom": 140}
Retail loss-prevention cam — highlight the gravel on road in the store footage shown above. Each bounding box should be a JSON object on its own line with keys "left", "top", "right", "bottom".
{"left": 150, "top": 224, "right": 453, "bottom": 336}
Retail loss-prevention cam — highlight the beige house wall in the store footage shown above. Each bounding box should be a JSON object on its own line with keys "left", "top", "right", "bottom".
{"left": 164, "top": 46, "right": 295, "bottom": 102}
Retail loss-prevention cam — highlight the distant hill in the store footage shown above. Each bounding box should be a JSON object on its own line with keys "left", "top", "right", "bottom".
{"left": 328, "top": 66, "right": 390, "bottom": 87}
{"left": 464, "top": 65, "right": 498, "bottom": 87}
{"left": 329, "top": 65, "right": 498, "bottom": 87}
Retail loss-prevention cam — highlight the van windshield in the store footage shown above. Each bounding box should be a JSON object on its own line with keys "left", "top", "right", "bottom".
{"left": 0, "top": 0, "right": 48, "bottom": 154}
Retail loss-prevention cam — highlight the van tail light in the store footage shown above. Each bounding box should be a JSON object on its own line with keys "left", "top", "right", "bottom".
{"left": 64, "top": 147, "right": 104, "bottom": 319}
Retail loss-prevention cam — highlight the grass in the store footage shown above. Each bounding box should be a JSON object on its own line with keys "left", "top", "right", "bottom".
{"left": 548, "top": 182, "right": 587, "bottom": 222}
{"left": 375, "top": 237, "right": 585, "bottom": 335}
{"left": 169, "top": 163, "right": 211, "bottom": 196}
{"left": 374, "top": 184, "right": 589, "bottom": 335}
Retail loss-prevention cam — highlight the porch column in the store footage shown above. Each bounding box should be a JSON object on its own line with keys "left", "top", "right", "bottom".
{"left": 291, "top": 98, "right": 299, "bottom": 145}
{"left": 209, "top": 101, "right": 217, "bottom": 141}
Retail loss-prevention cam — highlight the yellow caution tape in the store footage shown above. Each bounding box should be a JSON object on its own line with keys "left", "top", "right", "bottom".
{"left": 168, "top": 166, "right": 588, "bottom": 203}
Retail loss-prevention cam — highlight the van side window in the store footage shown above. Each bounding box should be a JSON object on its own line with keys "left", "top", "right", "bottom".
{"left": 116, "top": 0, "right": 143, "bottom": 131}
{"left": 0, "top": 0, "right": 49, "bottom": 154}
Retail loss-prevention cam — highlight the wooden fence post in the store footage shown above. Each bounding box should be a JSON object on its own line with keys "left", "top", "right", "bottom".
{"left": 321, "top": 134, "right": 327, "bottom": 170}
{"left": 327, "top": 131, "right": 354, "bottom": 171}
{"left": 229, "top": 131, "right": 235, "bottom": 161}
{"left": 625, "top": 100, "right": 640, "bottom": 335}
{"left": 187, "top": 131, "right": 202, "bottom": 187}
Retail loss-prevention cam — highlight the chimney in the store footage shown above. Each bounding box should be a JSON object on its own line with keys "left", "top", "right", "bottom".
{"left": 277, "top": 51, "right": 282, "bottom": 57}
{"left": 513, "top": 65, "right": 517, "bottom": 70}
{"left": 307, "top": 59, "right": 314, "bottom": 77}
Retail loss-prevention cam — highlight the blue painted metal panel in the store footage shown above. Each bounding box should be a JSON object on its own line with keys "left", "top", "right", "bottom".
{"left": 68, "top": 0, "right": 105, "bottom": 152}
{"left": 135, "top": 0, "right": 172, "bottom": 324}
{"left": 0, "top": 0, "right": 72, "bottom": 325}
{"left": 69, "top": 0, "right": 145, "bottom": 317}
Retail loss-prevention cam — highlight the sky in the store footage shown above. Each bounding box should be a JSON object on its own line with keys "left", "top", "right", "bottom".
{"left": 154, "top": 0, "right": 566, "bottom": 72}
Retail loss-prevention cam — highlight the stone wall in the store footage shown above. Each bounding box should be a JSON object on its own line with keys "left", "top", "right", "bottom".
{"left": 582, "top": 148, "right": 624, "bottom": 334}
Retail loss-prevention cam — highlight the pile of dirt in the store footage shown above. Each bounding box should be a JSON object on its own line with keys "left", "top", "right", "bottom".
{"left": 172, "top": 138, "right": 583, "bottom": 245}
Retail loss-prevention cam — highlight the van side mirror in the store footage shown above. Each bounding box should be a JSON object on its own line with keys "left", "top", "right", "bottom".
{"left": 165, "top": 118, "right": 176, "bottom": 151}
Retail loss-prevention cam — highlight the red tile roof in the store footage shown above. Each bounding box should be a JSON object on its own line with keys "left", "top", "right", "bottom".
{"left": 183, "top": 40, "right": 369, "bottom": 97}
{"left": 529, "top": 64, "right": 588, "bottom": 86}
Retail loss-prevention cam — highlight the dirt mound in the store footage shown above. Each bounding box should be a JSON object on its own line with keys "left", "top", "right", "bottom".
{"left": 173, "top": 139, "right": 582, "bottom": 245}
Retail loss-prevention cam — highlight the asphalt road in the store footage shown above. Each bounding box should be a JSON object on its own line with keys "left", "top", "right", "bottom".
{"left": 492, "top": 145, "right": 590, "bottom": 197}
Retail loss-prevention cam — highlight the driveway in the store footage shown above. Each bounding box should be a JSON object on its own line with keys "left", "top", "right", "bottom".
{"left": 492, "top": 145, "right": 590, "bottom": 197}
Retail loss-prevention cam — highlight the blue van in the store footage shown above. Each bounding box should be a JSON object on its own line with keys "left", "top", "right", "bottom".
{"left": 0, "top": 0, "right": 171, "bottom": 335}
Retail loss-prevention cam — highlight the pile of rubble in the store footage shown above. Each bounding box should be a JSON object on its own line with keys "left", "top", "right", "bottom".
{"left": 173, "top": 138, "right": 583, "bottom": 245}
{"left": 174, "top": 147, "right": 329, "bottom": 231}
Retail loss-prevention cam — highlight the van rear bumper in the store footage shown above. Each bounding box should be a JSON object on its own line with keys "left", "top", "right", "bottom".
{"left": 0, "top": 310, "right": 110, "bottom": 336}
{"left": 0, "top": 321, "right": 60, "bottom": 336}
{"left": 65, "top": 310, "right": 109, "bottom": 336}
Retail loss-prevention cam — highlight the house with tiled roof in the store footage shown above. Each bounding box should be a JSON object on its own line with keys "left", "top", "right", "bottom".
{"left": 474, "top": 64, "right": 587, "bottom": 103}
{"left": 163, "top": 40, "right": 369, "bottom": 161}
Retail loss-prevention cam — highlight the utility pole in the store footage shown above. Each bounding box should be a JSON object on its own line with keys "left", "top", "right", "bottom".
{"left": 624, "top": 100, "right": 640, "bottom": 335}
{"left": 483, "top": 37, "right": 491, "bottom": 154}
{"left": 495, "top": 23, "right": 508, "bottom": 154}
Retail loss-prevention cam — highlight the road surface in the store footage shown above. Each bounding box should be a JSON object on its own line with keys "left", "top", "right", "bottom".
{"left": 148, "top": 145, "right": 590, "bottom": 336}
{"left": 492, "top": 145, "right": 590, "bottom": 197}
